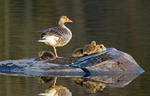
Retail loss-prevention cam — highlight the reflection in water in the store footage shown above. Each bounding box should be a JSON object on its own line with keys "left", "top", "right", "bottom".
{"left": 74, "top": 74, "right": 140, "bottom": 93}
{"left": 39, "top": 85, "right": 72, "bottom": 96}
{"left": 40, "top": 76, "right": 54, "bottom": 84}
{"left": 39, "top": 73, "right": 140, "bottom": 95}
{"left": 75, "top": 78, "right": 106, "bottom": 93}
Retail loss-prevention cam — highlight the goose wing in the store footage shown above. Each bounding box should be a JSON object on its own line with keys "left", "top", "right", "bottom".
{"left": 40, "top": 26, "right": 68, "bottom": 38}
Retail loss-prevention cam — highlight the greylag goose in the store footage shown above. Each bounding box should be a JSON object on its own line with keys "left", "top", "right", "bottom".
{"left": 38, "top": 16, "right": 72, "bottom": 58}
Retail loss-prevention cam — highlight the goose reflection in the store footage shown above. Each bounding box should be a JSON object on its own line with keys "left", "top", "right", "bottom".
{"left": 75, "top": 77, "right": 106, "bottom": 93}
{"left": 74, "top": 73, "right": 140, "bottom": 93}
{"left": 39, "top": 72, "right": 140, "bottom": 95}
{"left": 39, "top": 85, "right": 72, "bottom": 96}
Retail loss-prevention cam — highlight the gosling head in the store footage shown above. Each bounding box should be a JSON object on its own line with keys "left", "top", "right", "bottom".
{"left": 99, "top": 44, "right": 106, "bottom": 51}
{"left": 38, "top": 51, "right": 56, "bottom": 60}
{"left": 72, "top": 48, "right": 84, "bottom": 58}
{"left": 91, "top": 41, "right": 97, "bottom": 47}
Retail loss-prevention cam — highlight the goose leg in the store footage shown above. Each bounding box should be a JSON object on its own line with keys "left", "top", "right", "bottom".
{"left": 53, "top": 46, "right": 58, "bottom": 58}
{"left": 53, "top": 46, "right": 62, "bottom": 58}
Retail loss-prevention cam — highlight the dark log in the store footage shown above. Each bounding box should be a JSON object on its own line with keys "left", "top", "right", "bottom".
{"left": 0, "top": 48, "right": 144, "bottom": 77}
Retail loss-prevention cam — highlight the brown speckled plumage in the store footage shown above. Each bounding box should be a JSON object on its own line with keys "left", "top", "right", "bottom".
{"left": 40, "top": 26, "right": 72, "bottom": 46}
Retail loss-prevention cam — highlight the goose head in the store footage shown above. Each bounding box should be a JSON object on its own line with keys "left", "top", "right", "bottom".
{"left": 58, "top": 16, "right": 72, "bottom": 26}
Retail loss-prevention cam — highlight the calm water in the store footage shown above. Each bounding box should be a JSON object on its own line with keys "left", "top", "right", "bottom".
{"left": 0, "top": 0, "right": 150, "bottom": 96}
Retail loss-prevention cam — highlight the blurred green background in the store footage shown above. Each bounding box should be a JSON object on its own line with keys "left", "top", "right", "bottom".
{"left": 0, "top": 0, "right": 150, "bottom": 96}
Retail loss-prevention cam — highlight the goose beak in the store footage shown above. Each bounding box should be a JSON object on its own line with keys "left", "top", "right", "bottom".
{"left": 66, "top": 18, "right": 72, "bottom": 22}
